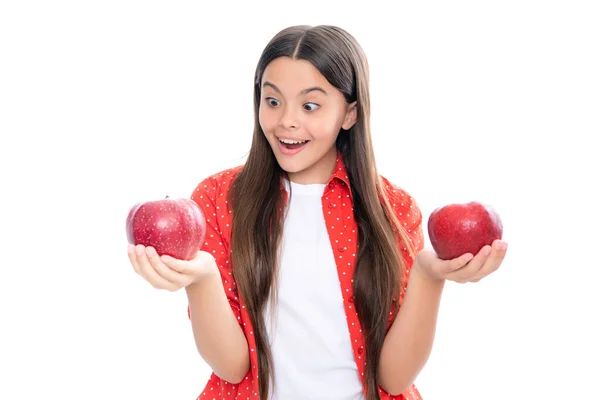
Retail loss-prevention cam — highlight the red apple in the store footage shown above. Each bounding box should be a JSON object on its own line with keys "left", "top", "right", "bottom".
{"left": 427, "top": 201, "right": 503, "bottom": 260}
{"left": 126, "top": 197, "right": 206, "bottom": 260}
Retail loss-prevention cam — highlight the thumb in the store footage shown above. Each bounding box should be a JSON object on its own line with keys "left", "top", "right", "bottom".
{"left": 160, "top": 254, "right": 188, "bottom": 274}
{"left": 442, "top": 252, "right": 474, "bottom": 274}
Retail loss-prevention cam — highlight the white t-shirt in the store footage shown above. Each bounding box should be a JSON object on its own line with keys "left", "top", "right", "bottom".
{"left": 264, "top": 179, "right": 365, "bottom": 400}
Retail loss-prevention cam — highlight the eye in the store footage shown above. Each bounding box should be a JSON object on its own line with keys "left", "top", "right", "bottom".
{"left": 303, "top": 102, "right": 320, "bottom": 112}
{"left": 266, "top": 97, "right": 280, "bottom": 107}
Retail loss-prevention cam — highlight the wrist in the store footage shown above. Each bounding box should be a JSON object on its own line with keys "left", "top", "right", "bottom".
{"left": 186, "top": 274, "right": 221, "bottom": 303}
{"left": 190, "top": 252, "right": 219, "bottom": 284}
{"left": 413, "top": 259, "right": 445, "bottom": 285}
{"left": 187, "top": 259, "right": 220, "bottom": 292}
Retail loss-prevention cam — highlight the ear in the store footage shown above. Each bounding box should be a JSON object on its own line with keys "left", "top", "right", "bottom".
{"left": 342, "top": 101, "right": 357, "bottom": 130}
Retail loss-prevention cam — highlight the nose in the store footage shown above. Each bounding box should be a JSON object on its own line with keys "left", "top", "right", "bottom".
{"left": 280, "top": 105, "right": 299, "bottom": 130}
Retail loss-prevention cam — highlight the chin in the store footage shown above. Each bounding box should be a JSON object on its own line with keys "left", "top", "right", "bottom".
{"left": 275, "top": 157, "right": 305, "bottom": 174}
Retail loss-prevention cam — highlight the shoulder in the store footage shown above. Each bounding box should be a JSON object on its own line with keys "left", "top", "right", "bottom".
{"left": 190, "top": 165, "right": 244, "bottom": 247}
{"left": 378, "top": 173, "right": 424, "bottom": 254}
{"left": 191, "top": 165, "right": 244, "bottom": 201}
{"left": 378, "top": 174, "right": 422, "bottom": 221}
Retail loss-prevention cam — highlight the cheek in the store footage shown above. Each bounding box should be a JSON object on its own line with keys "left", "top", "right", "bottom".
{"left": 259, "top": 107, "right": 276, "bottom": 134}
{"left": 306, "top": 112, "right": 343, "bottom": 140}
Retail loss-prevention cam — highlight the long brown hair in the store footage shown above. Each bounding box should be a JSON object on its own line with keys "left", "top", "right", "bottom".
{"left": 229, "top": 25, "right": 415, "bottom": 400}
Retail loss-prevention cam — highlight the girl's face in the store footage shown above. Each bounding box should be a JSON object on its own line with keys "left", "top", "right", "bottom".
{"left": 259, "top": 57, "right": 357, "bottom": 185}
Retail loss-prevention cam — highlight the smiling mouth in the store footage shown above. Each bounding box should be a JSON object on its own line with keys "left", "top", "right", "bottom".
{"left": 278, "top": 138, "right": 310, "bottom": 149}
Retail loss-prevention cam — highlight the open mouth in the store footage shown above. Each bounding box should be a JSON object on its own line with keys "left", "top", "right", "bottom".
{"left": 278, "top": 138, "right": 310, "bottom": 150}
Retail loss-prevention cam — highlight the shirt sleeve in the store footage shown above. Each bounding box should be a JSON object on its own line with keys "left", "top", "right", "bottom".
{"left": 187, "top": 175, "right": 242, "bottom": 325}
{"left": 396, "top": 192, "right": 424, "bottom": 299}
{"left": 382, "top": 177, "right": 425, "bottom": 299}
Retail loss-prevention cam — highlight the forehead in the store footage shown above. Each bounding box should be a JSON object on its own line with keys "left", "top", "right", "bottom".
{"left": 262, "top": 57, "right": 332, "bottom": 92}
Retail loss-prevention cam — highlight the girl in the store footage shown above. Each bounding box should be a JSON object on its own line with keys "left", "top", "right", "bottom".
{"left": 127, "top": 25, "right": 507, "bottom": 400}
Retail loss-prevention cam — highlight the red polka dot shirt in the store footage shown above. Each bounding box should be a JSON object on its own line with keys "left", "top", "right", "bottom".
{"left": 189, "top": 150, "right": 425, "bottom": 399}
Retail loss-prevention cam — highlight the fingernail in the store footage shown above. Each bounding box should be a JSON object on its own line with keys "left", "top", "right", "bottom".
{"left": 145, "top": 247, "right": 153, "bottom": 257}
{"left": 483, "top": 246, "right": 492, "bottom": 256}
{"left": 494, "top": 241, "right": 507, "bottom": 251}
{"left": 135, "top": 246, "right": 144, "bottom": 255}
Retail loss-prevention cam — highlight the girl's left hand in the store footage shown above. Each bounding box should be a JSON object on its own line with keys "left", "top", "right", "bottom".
{"left": 415, "top": 239, "right": 508, "bottom": 283}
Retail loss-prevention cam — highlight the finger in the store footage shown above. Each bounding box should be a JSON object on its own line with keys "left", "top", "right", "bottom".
{"left": 145, "top": 247, "right": 190, "bottom": 289}
{"left": 440, "top": 252, "right": 475, "bottom": 275}
{"left": 446, "top": 245, "right": 491, "bottom": 283}
{"left": 135, "top": 245, "right": 176, "bottom": 290}
{"left": 160, "top": 253, "right": 192, "bottom": 275}
{"left": 128, "top": 244, "right": 141, "bottom": 275}
{"left": 469, "top": 240, "right": 508, "bottom": 282}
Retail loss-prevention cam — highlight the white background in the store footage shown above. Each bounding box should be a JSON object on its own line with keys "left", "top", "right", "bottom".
{"left": 1, "top": 1, "right": 599, "bottom": 399}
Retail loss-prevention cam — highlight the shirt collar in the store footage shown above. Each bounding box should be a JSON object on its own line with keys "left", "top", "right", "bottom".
{"left": 328, "top": 148, "right": 351, "bottom": 188}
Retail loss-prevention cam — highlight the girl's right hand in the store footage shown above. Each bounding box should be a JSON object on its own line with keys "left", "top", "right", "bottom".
{"left": 127, "top": 244, "right": 218, "bottom": 292}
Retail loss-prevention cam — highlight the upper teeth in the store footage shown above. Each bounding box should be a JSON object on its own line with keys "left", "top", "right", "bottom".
{"left": 280, "top": 138, "right": 308, "bottom": 144}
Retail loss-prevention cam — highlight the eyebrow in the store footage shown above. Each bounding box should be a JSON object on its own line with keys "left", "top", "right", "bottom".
{"left": 263, "top": 81, "right": 328, "bottom": 96}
